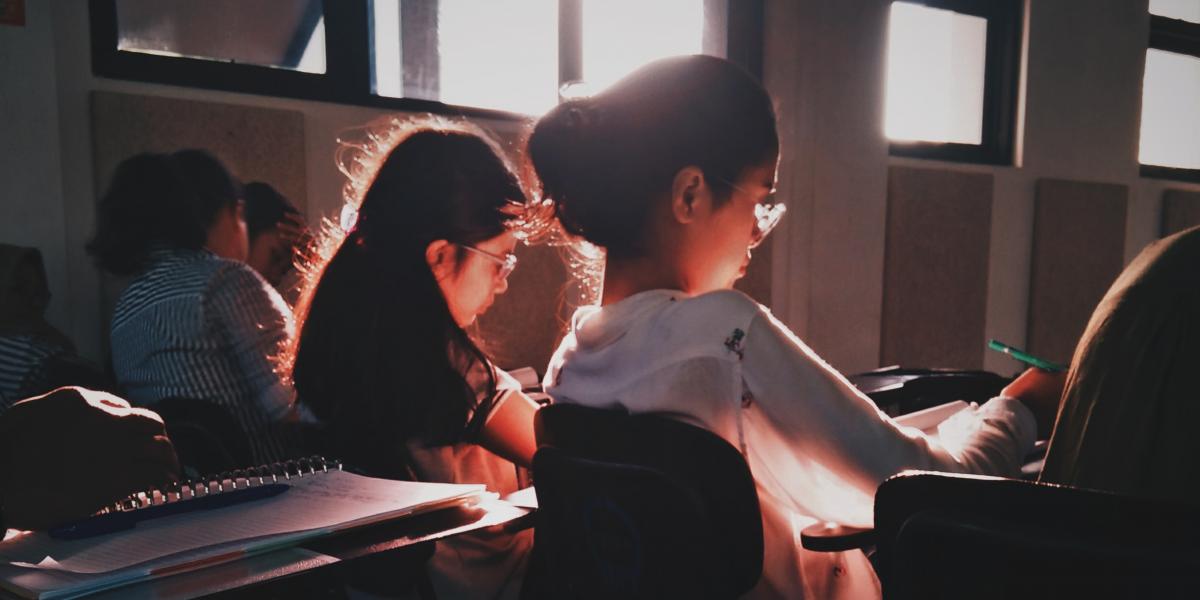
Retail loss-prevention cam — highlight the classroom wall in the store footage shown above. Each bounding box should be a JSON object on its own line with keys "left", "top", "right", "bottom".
{"left": 0, "top": 1, "right": 70, "bottom": 337}
{"left": 763, "top": 0, "right": 1200, "bottom": 375}
{"left": 2, "top": 0, "right": 1199, "bottom": 377}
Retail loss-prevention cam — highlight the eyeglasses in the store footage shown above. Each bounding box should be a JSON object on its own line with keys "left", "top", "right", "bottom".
{"left": 459, "top": 245, "right": 519, "bottom": 279}
{"left": 718, "top": 179, "right": 787, "bottom": 249}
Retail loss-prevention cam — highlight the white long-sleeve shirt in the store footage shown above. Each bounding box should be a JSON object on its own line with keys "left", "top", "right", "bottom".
{"left": 544, "top": 289, "right": 1036, "bottom": 600}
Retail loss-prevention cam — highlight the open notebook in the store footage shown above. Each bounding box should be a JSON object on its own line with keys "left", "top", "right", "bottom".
{"left": 0, "top": 459, "right": 487, "bottom": 599}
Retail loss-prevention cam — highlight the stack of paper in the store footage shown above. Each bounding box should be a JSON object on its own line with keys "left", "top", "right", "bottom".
{"left": 0, "top": 470, "right": 486, "bottom": 599}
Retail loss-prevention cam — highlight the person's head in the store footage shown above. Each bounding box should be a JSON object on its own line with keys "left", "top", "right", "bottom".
{"left": 243, "top": 182, "right": 303, "bottom": 287}
{"left": 528, "top": 55, "right": 780, "bottom": 295}
{"left": 347, "top": 126, "right": 525, "bottom": 327}
{"left": 291, "top": 118, "right": 527, "bottom": 464}
{"left": 1041, "top": 226, "right": 1200, "bottom": 502}
{"left": 0, "top": 244, "right": 51, "bottom": 322}
{"left": 88, "top": 150, "right": 246, "bottom": 275}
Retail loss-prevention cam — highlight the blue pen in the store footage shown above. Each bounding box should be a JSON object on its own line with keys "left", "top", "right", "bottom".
{"left": 49, "top": 483, "right": 290, "bottom": 540}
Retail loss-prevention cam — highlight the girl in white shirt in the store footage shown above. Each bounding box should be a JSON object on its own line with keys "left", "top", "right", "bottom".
{"left": 528, "top": 55, "right": 1059, "bottom": 600}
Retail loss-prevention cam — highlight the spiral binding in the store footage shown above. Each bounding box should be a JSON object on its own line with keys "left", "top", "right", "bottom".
{"left": 101, "top": 456, "right": 342, "bottom": 514}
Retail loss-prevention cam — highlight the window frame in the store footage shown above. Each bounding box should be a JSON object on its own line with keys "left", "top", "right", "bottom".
{"left": 89, "top": 0, "right": 764, "bottom": 120}
{"left": 885, "top": 0, "right": 1023, "bottom": 166}
{"left": 1139, "top": 13, "right": 1200, "bottom": 183}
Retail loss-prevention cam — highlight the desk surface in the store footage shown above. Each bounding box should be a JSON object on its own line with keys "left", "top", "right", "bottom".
{"left": 73, "top": 499, "right": 532, "bottom": 600}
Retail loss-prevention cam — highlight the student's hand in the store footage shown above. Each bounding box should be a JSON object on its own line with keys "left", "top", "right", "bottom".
{"left": 1001, "top": 368, "right": 1067, "bottom": 439}
{"left": 0, "top": 387, "right": 181, "bottom": 530}
{"left": 276, "top": 213, "right": 310, "bottom": 247}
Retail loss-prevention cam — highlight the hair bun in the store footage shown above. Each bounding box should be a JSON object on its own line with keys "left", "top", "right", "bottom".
{"left": 564, "top": 100, "right": 600, "bottom": 137}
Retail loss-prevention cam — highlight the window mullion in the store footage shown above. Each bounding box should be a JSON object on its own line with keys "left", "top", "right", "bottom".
{"left": 325, "top": 0, "right": 373, "bottom": 99}
{"left": 559, "top": 0, "right": 583, "bottom": 88}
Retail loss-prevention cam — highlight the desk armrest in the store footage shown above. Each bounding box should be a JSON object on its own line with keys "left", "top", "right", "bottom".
{"left": 799, "top": 522, "right": 875, "bottom": 552}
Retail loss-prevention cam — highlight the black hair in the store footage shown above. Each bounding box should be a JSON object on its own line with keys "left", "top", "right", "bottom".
{"left": 243, "top": 182, "right": 300, "bottom": 241}
{"left": 87, "top": 150, "right": 242, "bottom": 275}
{"left": 528, "top": 55, "right": 778, "bottom": 258}
{"left": 290, "top": 123, "right": 526, "bottom": 477}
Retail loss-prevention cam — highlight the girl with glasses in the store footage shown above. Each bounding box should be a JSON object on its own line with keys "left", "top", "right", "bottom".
{"left": 529, "top": 55, "right": 1057, "bottom": 599}
{"left": 289, "top": 118, "right": 539, "bottom": 599}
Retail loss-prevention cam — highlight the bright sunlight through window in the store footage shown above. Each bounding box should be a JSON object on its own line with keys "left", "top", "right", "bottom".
{"left": 439, "top": 0, "right": 559, "bottom": 115}
{"left": 1150, "top": 0, "right": 1200, "bottom": 23}
{"left": 884, "top": 2, "right": 988, "bottom": 144}
{"left": 1139, "top": 49, "right": 1200, "bottom": 170}
{"left": 581, "top": 0, "right": 704, "bottom": 93}
{"left": 372, "top": 0, "right": 558, "bottom": 115}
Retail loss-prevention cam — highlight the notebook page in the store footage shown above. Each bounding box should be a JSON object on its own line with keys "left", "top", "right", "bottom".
{"left": 0, "top": 471, "right": 484, "bottom": 574}
{"left": 893, "top": 400, "right": 969, "bottom": 434}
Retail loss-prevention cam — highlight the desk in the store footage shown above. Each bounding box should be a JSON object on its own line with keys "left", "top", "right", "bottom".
{"left": 69, "top": 499, "right": 533, "bottom": 600}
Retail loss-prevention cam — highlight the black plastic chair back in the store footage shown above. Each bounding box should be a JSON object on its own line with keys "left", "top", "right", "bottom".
{"left": 848, "top": 366, "right": 1009, "bottom": 415}
{"left": 152, "top": 397, "right": 254, "bottom": 475}
{"left": 875, "top": 472, "right": 1200, "bottom": 599}
{"left": 527, "top": 404, "right": 762, "bottom": 600}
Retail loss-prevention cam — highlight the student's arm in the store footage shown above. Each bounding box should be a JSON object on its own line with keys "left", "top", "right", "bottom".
{"left": 741, "top": 310, "right": 1037, "bottom": 526}
{"left": 206, "top": 264, "right": 308, "bottom": 422}
{"left": 477, "top": 389, "right": 540, "bottom": 468}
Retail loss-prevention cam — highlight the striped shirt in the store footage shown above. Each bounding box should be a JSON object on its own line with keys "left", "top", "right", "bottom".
{"left": 111, "top": 248, "right": 301, "bottom": 463}
{"left": 0, "top": 334, "right": 70, "bottom": 410}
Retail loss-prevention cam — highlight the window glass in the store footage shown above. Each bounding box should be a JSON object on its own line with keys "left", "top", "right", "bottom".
{"left": 116, "top": 0, "right": 326, "bottom": 73}
{"left": 884, "top": 1, "right": 988, "bottom": 144}
{"left": 1139, "top": 49, "right": 1200, "bottom": 170}
{"left": 580, "top": 0, "right": 705, "bottom": 93}
{"left": 372, "top": 0, "right": 559, "bottom": 115}
{"left": 1149, "top": 0, "right": 1200, "bottom": 24}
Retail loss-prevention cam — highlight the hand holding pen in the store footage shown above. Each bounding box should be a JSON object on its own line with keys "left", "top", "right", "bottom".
{"left": 989, "top": 340, "right": 1068, "bottom": 438}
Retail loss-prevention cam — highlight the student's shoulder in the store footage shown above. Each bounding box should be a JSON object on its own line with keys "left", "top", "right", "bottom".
{"left": 661, "top": 289, "right": 767, "bottom": 346}
{"left": 206, "top": 256, "right": 273, "bottom": 295}
{"left": 205, "top": 258, "right": 291, "bottom": 318}
{"left": 671, "top": 289, "right": 766, "bottom": 323}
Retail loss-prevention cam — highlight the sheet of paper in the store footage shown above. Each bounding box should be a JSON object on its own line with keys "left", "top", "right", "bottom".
{"left": 893, "top": 400, "right": 970, "bottom": 434}
{"left": 0, "top": 471, "right": 484, "bottom": 575}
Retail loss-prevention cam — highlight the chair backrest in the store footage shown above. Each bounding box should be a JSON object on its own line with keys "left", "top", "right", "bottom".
{"left": 527, "top": 403, "right": 762, "bottom": 600}
{"left": 848, "top": 366, "right": 1009, "bottom": 415}
{"left": 151, "top": 397, "right": 254, "bottom": 475}
{"left": 874, "top": 471, "right": 1200, "bottom": 599}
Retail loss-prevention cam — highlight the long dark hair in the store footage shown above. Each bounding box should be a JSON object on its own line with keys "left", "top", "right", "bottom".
{"left": 290, "top": 119, "right": 527, "bottom": 477}
{"left": 88, "top": 150, "right": 241, "bottom": 275}
{"left": 528, "top": 55, "right": 778, "bottom": 258}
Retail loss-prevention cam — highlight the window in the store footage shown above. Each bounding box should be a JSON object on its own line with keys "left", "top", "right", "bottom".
{"left": 114, "top": 0, "right": 327, "bottom": 74}
{"left": 883, "top": 0, "right": 1022, "bottom": 165}
{"left": 91, "top": 0, "right": 763, "bottom": 119}
{"left": 1139, "top": 1, "right": 1200, "bottom": 182}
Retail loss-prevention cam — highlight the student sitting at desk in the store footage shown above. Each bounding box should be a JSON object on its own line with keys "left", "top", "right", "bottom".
{"left": 1039, "top": 225, "right": 1200, "bottom": 503}
{"left": 290, "top": 118, "right": 541, "bottom": 599}
{"left": 243, "top": 181, "right": 308, "bottom": 294}
{"left": 529, "top": 55, "right": 1058, "bottom": 600}
{"left": 89, "top": 150, "right": 307, "bottom": 465}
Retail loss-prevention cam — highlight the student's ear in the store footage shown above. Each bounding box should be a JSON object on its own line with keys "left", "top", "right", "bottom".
{"left": 424, "top": 239, "right": 455, "bottom": 280}
{"left": 669, "top": 166, "right": 708, "bottom": 225}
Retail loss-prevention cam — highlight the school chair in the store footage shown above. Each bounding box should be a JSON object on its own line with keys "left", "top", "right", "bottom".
{"left": 803, "top": 471, "right": 1200, "bottom": 599}
{"left": 152, "top": 397, "right": 254, "bottom": 476}
{"left": 525, "top": 403, "right": 762, "bottom": 600}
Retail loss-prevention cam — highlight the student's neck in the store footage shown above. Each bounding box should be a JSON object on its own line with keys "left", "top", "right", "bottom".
{"left": 601, "top": 256, "right": 688, "bottom": 306}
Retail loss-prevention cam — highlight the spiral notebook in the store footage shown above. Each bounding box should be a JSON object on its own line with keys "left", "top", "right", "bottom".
{"left": 0, "top": 457, "right": 488, "bottom": 599}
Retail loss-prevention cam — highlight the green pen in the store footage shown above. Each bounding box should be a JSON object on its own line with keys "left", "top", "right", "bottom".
{"left": 987, "top": 339, "right": 1068, "bottom": 372}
